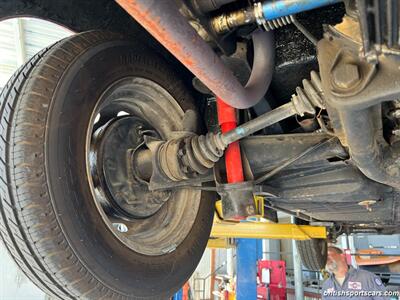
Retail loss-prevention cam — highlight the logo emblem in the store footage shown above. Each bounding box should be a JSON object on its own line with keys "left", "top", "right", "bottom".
{"left": 348, "top": 281, "right": 362, "bottom": 290}
{"left": 374, "top": 277, "right": 382, "bottom": 286}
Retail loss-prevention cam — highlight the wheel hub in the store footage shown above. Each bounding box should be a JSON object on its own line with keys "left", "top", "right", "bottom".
{"left": 92, "top": 116, "right": 171, "bottom": 218}
{"left": 86, "top": 77, "right": 202, "bottom": 256}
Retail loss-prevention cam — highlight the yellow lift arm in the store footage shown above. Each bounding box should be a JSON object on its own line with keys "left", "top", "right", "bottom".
{"left": 208, "top": 200, "right": 327, "bottom": 248}
{"left": 211, "top": 218, "right": 326, "bottom": 240}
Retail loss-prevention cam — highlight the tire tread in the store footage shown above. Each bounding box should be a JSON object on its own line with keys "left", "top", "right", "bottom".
{"left": 296, "top": 238, "right": 327, "bottom": 271}
{"left": 0, "top": 31, "right": 131, "bottom": 299}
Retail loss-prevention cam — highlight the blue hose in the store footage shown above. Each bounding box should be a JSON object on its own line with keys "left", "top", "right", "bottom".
{"left": 262, "top": 0, "right": 341, "bottom": 20}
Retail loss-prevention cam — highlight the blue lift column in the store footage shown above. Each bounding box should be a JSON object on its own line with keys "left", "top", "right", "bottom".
{"left": 236, "top": 238, "right": 258, "bottom": 300}
{"left": 172, "top": 288, "right": 182, "bottom": 300}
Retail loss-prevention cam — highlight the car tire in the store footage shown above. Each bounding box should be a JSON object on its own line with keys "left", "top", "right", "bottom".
{"left": 0, "top": 30, "right": 214, "bottom": 300}
{"left": 296, "top": 238, "right": 328, "bottom": 271}
{"left": 295, "top": 218, "right": 327, "bottom": 270}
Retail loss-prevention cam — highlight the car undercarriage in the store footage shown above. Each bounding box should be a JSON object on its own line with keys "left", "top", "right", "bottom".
{"left": 1, "top": 0, "right": 400, "bottom": 299}
{"left": 113, "top": 0, "right": 400, "bottom": 234}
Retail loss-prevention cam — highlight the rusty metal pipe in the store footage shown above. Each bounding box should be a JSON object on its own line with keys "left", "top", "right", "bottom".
{"left": 116, "top": 0, "right": 274, "bottom": 109}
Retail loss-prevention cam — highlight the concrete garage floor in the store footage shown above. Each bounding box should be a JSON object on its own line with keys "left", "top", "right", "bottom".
{"left": 0, "top": 244, "right": 48, "bottom": 300}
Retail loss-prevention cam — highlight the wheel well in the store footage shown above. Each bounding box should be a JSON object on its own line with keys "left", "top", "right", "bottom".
{"left": 0, "top": 0, "right": 200, "bottom": 110}
{"left": 0, "top": 0, "right": 142, "bottom": 35}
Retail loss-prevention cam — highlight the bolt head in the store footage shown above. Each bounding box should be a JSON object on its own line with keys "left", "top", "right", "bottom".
{"left": 386, "top": 165, "right": 400, "bottom": 176}
{"left": 246, "top": 205, "right": 255, "bottom": 215}
{"left": 332, "top": 63, "right": 360, "bottom": 89}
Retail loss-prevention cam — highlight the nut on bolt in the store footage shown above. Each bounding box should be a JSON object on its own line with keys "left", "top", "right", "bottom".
{"left": 386, "top": 164, "right": 400, "bottom": 177}
{"left": 246, "top": 205, "right": 255, "bottom": 215}
{"left": 332, "top": 63, "right": 360, "bottom": 89}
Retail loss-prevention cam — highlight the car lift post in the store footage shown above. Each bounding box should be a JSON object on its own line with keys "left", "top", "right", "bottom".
{"left": 236, "top": 239, "right": 258, "bottom": 299}
{"left": 210, "top": 217, "right": 325, "bottom": 296}
{"left": 172, "top": 288, "right": 182, "bottom": 300}
{"left": 291, "top": 217, "right": 304, "bottom": 300}
{"left": 209, "top": 203, "right": 326, "bottom": 299}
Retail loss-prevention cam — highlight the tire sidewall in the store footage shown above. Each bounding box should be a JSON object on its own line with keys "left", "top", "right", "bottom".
{"left": 45, "top": 37, "right": 214, "bottom": 297}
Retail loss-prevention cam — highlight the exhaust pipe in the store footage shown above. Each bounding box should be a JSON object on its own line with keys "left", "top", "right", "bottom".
{"left": 115, "top": 0, "right": 274, "bottom": 109}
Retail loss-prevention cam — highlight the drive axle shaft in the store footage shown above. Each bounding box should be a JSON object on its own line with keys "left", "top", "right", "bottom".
{"left": 134, "top": 89, "right": 319, "bottom": 183}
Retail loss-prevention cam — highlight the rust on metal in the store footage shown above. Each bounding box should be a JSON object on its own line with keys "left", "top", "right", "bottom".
{"left": 116, "top": 0, "right": 272, "bottom": 109}
{"left": 115, "top": 0, "right": 196, "bottom": 67}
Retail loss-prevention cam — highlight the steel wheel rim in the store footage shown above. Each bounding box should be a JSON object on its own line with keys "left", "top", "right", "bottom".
{"left": 85, "top": 77, "right": 201, "bottom": 256}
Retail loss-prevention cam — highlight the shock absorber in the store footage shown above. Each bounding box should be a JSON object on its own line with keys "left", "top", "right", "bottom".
{"left": 216, "top": 98, "right": 244, "bottom": 183}
{"left": 216, "top": 97, "right": 249, "bottom": 220}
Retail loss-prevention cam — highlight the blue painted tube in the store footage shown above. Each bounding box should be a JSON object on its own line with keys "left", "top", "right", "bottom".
{"left": 262, "top": 0, "right": 341, "bottom": 20}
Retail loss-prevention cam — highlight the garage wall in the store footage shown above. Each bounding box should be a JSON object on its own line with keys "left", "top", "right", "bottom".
{"left": 0, "top": 17, "right": 72, "bottom": 89}
{"left": 354, "top": 234, "right": 400, "bottom": 254}
{"left": 0, "top": 17, "right": 72, "bottom": 300}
